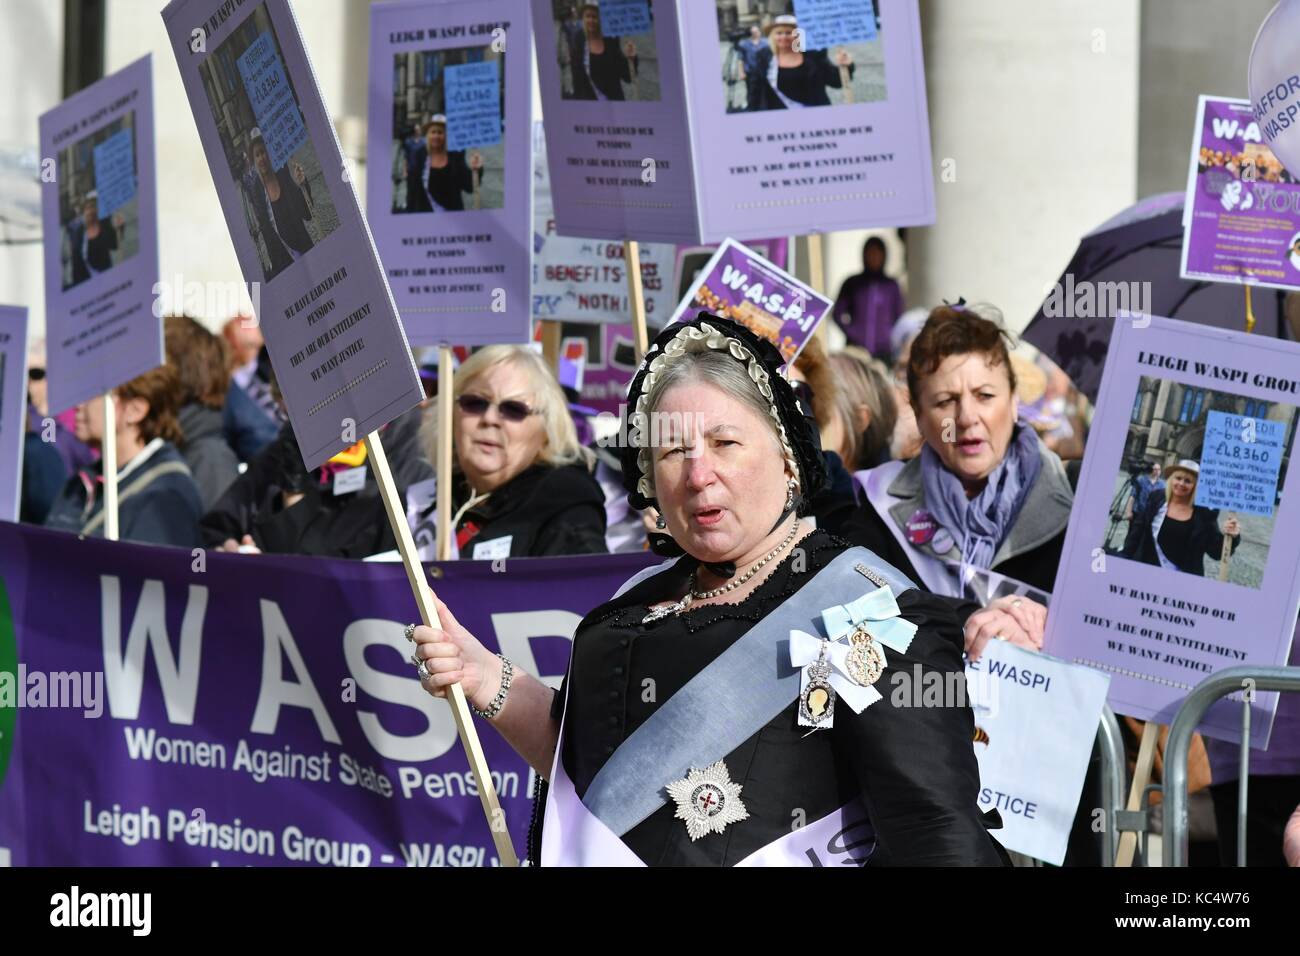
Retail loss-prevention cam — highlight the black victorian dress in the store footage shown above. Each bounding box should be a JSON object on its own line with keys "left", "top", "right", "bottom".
{"left": 529, "top": 527, "right": 1008, "bottom": 866}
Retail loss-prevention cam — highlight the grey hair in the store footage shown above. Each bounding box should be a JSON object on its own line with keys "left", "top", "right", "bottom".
{"left": 640, "top": 349, "right": 789, "bottom": 497}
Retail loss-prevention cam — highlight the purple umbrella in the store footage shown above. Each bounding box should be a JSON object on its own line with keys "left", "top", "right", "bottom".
{"left": 1022, "top": 192, "right": 1292, "bottom": 402}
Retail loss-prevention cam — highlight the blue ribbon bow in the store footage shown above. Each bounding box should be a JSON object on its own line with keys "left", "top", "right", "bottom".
{"left": 821, "top": 586, "right": 917, "bottom": 655}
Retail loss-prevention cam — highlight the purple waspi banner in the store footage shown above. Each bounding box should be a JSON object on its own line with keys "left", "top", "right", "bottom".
{"left": 0, "top": 307, "right": 29, "bottom": 523}
{"left": 163, "top": 0, "right": 424, "bottom": 470}
{"left": 1180, "top": 95, "right": 1300, "bottom": 291}
{"left": 0, "top": 522, "right": 657, "bottom": 866}
{"left": 367, "top": 0, "right": 533, "bottom": 347}
{"left": 1043, "top": 314, "right": 1300, "bottom": 746}
{"left": 39, "top": 55, "right": 162, "bottom": 415}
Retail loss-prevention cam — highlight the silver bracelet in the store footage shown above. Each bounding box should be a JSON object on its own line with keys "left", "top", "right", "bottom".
{"left": 472, "top": 654, "right": 513, "bottom": 721}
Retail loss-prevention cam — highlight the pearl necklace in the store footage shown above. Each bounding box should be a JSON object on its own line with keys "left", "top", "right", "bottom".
{"left": 641, "top": 518, "right": 802, "bottom": 624}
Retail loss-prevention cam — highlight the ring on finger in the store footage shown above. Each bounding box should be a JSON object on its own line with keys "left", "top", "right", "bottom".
{"left": 417, "top": 660, "right": 431, "bottom": 681}
{"left": 404, "top": 623, "right": 418, "bottom": 643}
{"left": 994, "top": 633, "right": 1008, "bottom": 642}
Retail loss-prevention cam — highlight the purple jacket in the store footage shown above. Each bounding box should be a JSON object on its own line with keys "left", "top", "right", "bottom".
{"left": 833, "top": 273, "right": 903, "bottom": 357}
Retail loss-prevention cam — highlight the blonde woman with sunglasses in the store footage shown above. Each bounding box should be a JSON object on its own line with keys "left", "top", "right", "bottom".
{"left": 440, "top": 345, "right": 606, "bottom": 559}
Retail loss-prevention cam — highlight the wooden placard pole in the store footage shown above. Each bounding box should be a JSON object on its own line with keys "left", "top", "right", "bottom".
{"left": 365, "top": 424, "right": 518, "bottom": 865}
{"left": 540, "top": 319, "right": 563, "bottom": 372}
{"left": 805, "top": 233, "right": 826, "bottom": 294}
{"left": 436, "top": 346, "right": 455, "bottom": 563}
{"left": 102, "top": 390, "right": 120, "bottom": 542}
{"left": 1115, "top": 720, "right": 1159, "bottom": 867}
{"left": 805, "top": 233, "right": 832, "bottom": 346}
{"left": 625, "top": 239, "right": 649, "bottom": 359}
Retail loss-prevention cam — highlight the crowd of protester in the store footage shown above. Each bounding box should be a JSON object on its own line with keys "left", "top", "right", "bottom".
{"left": 14, "top": 240, "right": 1297, "bottom": 867}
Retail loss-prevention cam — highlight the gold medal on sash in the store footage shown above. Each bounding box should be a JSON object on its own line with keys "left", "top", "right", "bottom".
{"left": 845, "top": 625, "right": 886, "bottom": 687}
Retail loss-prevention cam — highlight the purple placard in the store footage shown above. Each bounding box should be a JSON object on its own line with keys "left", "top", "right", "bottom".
{"left": 163, "top": 0, "right": 424, "bottom": 470}
{"left": 39, "top": 56, "right": 162, "bottom": 415}
{"left": 1043, "top": 314, "right": 1300, "bottom": 746}
{"left": 0, "top": 307, "right": 29, "bottom": 523}
{"left": 677, "top": 0, "right": 933, "bottom": 243}
{"left": 531, "top": 122, "right": 675, "bottom": 325}
{"left": 531, "top": 0, "right": 701, "bottom": 243}
{"left": 367, "top": 0, "right": 532, "bottom": 347}
{"left": 0, "top": 522, "right": 657, "bottom": 865}
{"left": 665, "top": 237, "right": 831, "bottom": 365}
{"left": 1180, "top": 95, "right": 1300, "bottom": 291}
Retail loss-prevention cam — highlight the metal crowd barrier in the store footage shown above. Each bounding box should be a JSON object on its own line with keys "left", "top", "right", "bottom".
{"left": 1096, "top": 704, "right": 1127, "bottom": 867}
{"left": 1163, "top": 664, "right": 1300, "bottom": 867}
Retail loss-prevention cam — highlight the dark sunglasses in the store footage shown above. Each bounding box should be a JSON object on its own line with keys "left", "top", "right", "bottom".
{"left": 456, "top": 393, "right": 537, "bottom": 423}
{"left": 28, "top": 367, "right": 46, "bottom": 381}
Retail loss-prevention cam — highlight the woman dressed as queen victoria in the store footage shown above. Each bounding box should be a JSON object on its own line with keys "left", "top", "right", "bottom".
{"left": 409, "top": 315, "right": 1021, "bottom": 866}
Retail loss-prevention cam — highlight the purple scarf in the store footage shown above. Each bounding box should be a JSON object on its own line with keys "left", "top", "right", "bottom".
{"left": 921, "top": 423, "right": 1042, "bottom": 577}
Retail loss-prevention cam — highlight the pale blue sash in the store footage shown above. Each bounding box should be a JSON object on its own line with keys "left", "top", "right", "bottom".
{"left": 581, "top": 546, "right": 916, "bottom": 837}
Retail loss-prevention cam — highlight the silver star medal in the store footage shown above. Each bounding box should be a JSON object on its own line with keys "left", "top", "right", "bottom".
{"left": 798, "top": 640, "right": 838, "bottom": 728}
{"left": 665, "top": 761, "right": 749, "bottom": 841}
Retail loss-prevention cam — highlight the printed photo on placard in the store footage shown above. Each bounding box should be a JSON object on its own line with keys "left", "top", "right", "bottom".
{"left": 40, "top": 55, "right": 162, "bottom": 415}
{"left": 1100, "top": 374, "right": 1296, "bottom": 590}
{"left": 56, "top": 115, "right": 141, "bottom": 290}
{"left": 391, "top": 45, "right": 504, "bottom": 214}
{"left": 195, "top": 4, "right": 340, "bottom": 283}
{"left": 716, "top": 0, "right": 885, "bottom": 113}
{"left": 551, "top": 0, "right": 659, "bottom": 103}
{"left": 1043, "top": 315, "right": 1300, "bottom": 745}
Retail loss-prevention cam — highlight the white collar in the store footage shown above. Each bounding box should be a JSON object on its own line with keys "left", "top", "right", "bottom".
{"left": 116, "top": 437, "right": 165, "bottom": 480}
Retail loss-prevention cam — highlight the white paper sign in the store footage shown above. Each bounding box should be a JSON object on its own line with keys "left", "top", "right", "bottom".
{"left": 964, "top": 641, "right": 1110, "bottom": 866}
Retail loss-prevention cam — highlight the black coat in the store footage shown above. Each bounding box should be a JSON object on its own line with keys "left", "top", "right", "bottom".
{"left": 452, "top": 462, "right": 607, "bottom": 558}
{"left": 566, "top": 33, "right": 634, "bottom": 100}
{"left": 404, "top": 147, "right": 476, "bottom": 213}
{"left": 200, "top": 406, "right": 432, "bottom": 559}
{"left": 1123, "top": 495, "right": 1237, "bottom": 576}
{"left": 751, "top": 47, "right": 850, "bottom": 109}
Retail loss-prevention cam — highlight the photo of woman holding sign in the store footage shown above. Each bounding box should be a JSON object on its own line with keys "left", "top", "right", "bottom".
{"left": 561, "top": 3, "right": 640, "bottom": 101}
{"left": 66, "top": 192, "right": 122, "bottom": 286}
{"left": 56, "top": 112, "right": 141, "bottom": 290}
{"left": 198, "top": 6, "right": 341, "bottom": 282}
{"left": 241, "top": 129, "right": 315, "bottom": 280}
{"left": 1122, "top": 460, "right": 1241, "bottom": 576}
{"left": 404, "top": 115, "right": 484, "bottom": 213}
{"left": 750, "top": 14, "right": 854, "bottom": 110}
